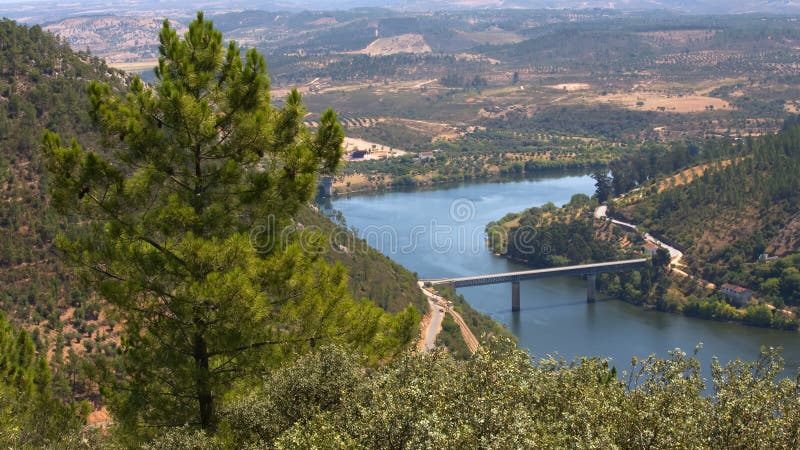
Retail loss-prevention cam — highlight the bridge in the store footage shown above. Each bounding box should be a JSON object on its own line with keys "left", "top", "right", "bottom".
{"left": 422, "top": 259, "right": 648, "bottom": 312}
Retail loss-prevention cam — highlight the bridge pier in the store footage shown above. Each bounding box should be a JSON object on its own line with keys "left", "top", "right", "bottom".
{"left": 587, "top": 274, "right": 597, "bottom": 303}
{"left": 512, "top": 281, "right": 520, "bottom": 312}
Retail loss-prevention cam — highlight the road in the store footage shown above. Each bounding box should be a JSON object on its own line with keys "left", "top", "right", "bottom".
{"left": 421, "top": 298, "right": 445, "bottom": 352}
{"left": 447, "top": 306, "right": 480, "bottom": 353}
{"left": 595, "top": 205, "right": 684, "bottom": 264}
{"left": 595, "top": 205, "right": 716, "bottom": 288}
{"left": 417, "top": 282, "right": 479, "bottom": 354}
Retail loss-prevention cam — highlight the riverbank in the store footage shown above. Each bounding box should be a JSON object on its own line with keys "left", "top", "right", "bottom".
{"left": 328, "top": 167, "right": 596, "bottom": 198}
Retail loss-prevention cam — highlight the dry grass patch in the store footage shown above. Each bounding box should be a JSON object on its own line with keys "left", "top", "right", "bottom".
{"left": 594, "top": 91, "right": 731, "bottom": 113}
{"left": 108, "top": 59, "right": 158, "bottom": 72}
{"left": 636, "top": 29, "right": 717, "bottom": 45}
{"left": 767, "top": 213, "right": 800, "bottom": 256}
{"left": 478, "top": 104, "right": 535, "bottom": 119}
{"left": 458, "top": 27, "right": 524, "bottom": 45}
{"left": 394, "top": 118, "right": 462, "bottom": 141}
{"left": 454, "top": 53, "right": 501, "bottom": 64}
{"left": 358, "top": 34, "right": 431, "bottom": 56}
{"left": 548, "top": 83, "right": 590, "bottom": 92}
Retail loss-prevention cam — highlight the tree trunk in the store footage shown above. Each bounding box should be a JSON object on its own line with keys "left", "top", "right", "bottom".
{"left": 193, "top": 332, "right": 215, "bottom": 432}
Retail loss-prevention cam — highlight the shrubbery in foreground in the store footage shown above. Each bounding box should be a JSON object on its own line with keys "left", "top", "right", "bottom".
{"left": 140, "top": 339, "right": 800, "bottom": 449}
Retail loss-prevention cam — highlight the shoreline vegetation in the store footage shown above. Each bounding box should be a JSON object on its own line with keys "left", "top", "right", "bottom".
{"left": 329, "top": 135, "right": 615, "bottom": 196}
{"left": 329, "top": 165, "right": 598, "bottom": 197}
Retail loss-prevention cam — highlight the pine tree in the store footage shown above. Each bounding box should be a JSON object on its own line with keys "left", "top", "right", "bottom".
{"left": 44, "top": 12, "right": 414, "bottom": 435}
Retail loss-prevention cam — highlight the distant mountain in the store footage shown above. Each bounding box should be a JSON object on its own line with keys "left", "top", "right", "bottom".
{"left": 42, "top": 16, "right": 188, "bottom": 65}
{"left": 3, "top": 0, "right": 800, "bottom": 24}
{"left": 253, "top": 0, "right": 800, "bottom": 14}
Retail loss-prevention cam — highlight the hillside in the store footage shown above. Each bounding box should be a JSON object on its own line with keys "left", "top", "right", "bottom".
{"left": 359, "top": 33, "right": 431, "bottom": 55}
{"left": 486, "top": 194, "right": 634, "bottom": 268}
{"left": 296, "top": 207, "right": 427, "bottom": 314}
{"left": 0, "top": 20, "right": 163, "bottom": 424}
{"left": 611, "top": 123, "right": 800, "bottom": 309}
{"left": 42, "top": 16, "right": 187, "bottom": 65}
{"left": 0, "top": 311, "right": 88, "bottom": 447}
{"left": 0, "top": 17, "right": 127, "bottom": 357}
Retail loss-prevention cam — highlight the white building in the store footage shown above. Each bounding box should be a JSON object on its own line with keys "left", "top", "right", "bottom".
{"left": 720, "top": 283, "right": 753, "bottom": 306}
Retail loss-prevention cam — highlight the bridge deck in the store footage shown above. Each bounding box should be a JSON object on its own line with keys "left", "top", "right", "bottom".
{"left": 424, "top": 258, "right": 648, "bottom": 288}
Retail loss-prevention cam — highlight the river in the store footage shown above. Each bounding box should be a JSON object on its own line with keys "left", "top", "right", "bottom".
{"left": 329, "top": 174, "right": 800, "bottom": 378}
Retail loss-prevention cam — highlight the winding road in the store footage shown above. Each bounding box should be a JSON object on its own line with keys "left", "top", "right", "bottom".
{"left": 595, "top": 205, "right": 684, "bottom": 264}
{"left": 595, "top": 205, "right": 716, "bottom": 288}
{"left": 421, "top": 298, "right": 444, "bottom": 352}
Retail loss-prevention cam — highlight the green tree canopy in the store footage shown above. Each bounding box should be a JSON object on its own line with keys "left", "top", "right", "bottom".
{"left": 43, "top": 12, "right": 415, "bottom": 436}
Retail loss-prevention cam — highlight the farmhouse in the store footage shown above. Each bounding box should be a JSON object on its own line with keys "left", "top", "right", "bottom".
{"left": 642, "top": 242, "right": 660, "bottom": 257}
{"left": 418, "top": 151, "right": 435, "bottom": 160}
{"left": 720, "top": 283, "right": 753, "bottom": 306}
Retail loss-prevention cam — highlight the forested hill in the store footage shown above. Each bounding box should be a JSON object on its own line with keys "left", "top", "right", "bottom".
{"left": 612, "top": 122, "right": 800, "bottom": 307}
{"left": 0, "top": 19, "right": 127, "bottom": 332}
{"left": 0, "top": 311, "right": 88, "bottom": 446}
{"left": 0, "top": 19, "right": 137, "bottom": 419}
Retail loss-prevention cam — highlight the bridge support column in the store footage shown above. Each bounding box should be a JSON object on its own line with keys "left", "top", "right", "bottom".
{"left": 587, "top": 274, "right": 597, "bottom": 303}
{"left": 512, "top": 281, "right": 520, "bottom": 312}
